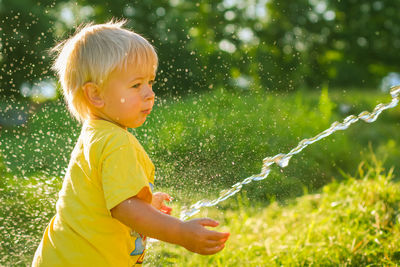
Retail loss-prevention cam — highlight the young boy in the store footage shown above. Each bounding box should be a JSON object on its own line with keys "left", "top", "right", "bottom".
{"left": 32, "top": 21, "right": 229, "bottom": 266}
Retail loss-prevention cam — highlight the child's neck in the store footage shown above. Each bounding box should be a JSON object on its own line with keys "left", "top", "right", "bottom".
{"left": 87, "top": 114, "right": 128, "bottom": 130}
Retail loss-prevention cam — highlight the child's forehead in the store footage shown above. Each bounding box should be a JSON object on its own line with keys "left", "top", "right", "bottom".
{"left": 130, "top": 64, "right": 156, "bottom": 76}
{"left": 119, "top": 62, "right": 157, "bottom": 78}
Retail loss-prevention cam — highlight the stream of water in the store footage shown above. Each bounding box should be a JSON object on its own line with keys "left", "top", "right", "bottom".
{"left": 180, "top": 85, "right": 400, "bottom": 220}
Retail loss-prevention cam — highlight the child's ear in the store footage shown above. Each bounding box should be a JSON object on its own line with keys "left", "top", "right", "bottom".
{"left": 83, "top": 82, "right": 104, "bottom": 108}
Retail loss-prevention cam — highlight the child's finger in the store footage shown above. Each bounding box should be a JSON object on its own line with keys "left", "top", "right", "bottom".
{"left": 205, "top": 239, "right": 227, "bottom": 247}
{"left": 160, "top": 206, "right": 172, "bottom": 215}
{"left": 206, "top": 231, "right": 230, "bottom": 241}
{"left": 197, "top": 218, "right": 219, "bottom": 227}
{"left": 202, "top": 244, "right": 225, "bottom": 255}
{"left": 158, "top": 192, "right": 172, "bottom": 201}
{"left": 164, "top": 193, "right": 173, "bottom": 201}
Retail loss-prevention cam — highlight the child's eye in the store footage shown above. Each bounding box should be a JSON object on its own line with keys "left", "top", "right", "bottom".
{"left": 131, "top": 83, "right": 141, "bottom": 89}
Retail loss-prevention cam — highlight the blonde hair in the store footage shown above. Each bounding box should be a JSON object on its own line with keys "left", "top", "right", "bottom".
{"left": 52, "top": 20, "right": 158, "bottom": 122}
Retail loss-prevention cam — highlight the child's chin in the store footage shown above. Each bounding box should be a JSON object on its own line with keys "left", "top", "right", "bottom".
{"left": 129, "top": 121, "right": 146, "bottom": 128}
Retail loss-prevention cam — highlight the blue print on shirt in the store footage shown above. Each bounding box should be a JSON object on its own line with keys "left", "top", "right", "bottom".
{"left": 130, "top": 234, "right": 146, "bottom": 256}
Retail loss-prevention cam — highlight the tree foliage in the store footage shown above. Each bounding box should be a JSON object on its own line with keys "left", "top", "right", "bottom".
{"left": 1, "top": 0, "right": 400, "bottom": 101}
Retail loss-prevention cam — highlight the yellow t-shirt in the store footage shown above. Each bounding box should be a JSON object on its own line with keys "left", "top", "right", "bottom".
{"left": 32, "top": 119, "right": 155, "bottom": 266}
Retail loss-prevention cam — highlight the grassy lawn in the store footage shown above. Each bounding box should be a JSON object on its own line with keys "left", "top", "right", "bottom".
{"left": 0, "top": 88, "right": 399, "bottom": 265}
{"left": 148, "top": 154, "right": 400, "bottom": 266}
{"left": 1, "top": 150, "right": 399, "bottom": 266}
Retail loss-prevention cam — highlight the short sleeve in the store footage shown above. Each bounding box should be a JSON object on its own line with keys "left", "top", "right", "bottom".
{"left": 101, "top": 144, "right": 152, "bottom": 210}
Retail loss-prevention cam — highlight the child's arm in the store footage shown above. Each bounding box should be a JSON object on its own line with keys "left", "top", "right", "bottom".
{"left": 111, "top": 193, "right": 230, "bottom": 255}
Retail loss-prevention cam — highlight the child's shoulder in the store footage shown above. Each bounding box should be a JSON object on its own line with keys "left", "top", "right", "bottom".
{"left": 83, "top": 119, "right": 135, "bottom": 150}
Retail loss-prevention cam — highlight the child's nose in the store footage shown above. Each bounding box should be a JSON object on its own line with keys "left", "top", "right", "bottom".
{"left": 143, "top": 85, "right": 155, "bottom": 100}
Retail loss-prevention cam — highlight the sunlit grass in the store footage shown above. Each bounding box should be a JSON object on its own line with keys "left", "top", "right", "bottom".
{"left": 1, "top": 152, "right": 399, "bottom": 265}
{"left": 0, "top": 174, "right": 61, "bottom": 265}
{"left": 148, "top": 153, "right": 400, "bottom": 266}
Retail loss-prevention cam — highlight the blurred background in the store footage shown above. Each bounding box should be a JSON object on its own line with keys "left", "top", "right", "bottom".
{"left": 1, "top": 0, "right": 400, "bottom": 196}
{"left": 1, "top": 0, "right": 400, "bottom": 204}
{"left": 1, "top": 0, "right": 400, "bottom": 108}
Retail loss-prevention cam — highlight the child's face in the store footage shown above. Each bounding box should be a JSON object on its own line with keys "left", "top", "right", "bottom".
{"left": 99, "top": 63, "right": 156, "bottom": 129}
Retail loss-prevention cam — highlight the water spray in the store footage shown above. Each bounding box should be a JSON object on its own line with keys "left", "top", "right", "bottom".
{"left": 180, "top": 85, "right": 400, "bottom": 220}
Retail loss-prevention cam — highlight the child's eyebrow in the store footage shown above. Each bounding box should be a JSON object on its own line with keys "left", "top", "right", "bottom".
{"left": 129, "top": 75, "right": 156, "bottom": 83}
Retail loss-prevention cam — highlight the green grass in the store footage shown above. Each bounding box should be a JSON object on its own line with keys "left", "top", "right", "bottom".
{"left": 0, "top": 174, "right": 61, "bottom": 265}
{"left": 0, "top": 88, "right": 399, "bottom": 265}
{"left": 1, "top": 150, "right": 399, "bottom": 266}
{"left": 148, "top": 154, "right": 400, "bottom": 266}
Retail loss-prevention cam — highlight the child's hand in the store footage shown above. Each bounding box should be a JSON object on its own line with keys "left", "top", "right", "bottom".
{"left": 151, "top": 192, "right": 173, "bottom": 215}
{"left": 180, "top": 218, "right": 230, "bottom": 255}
